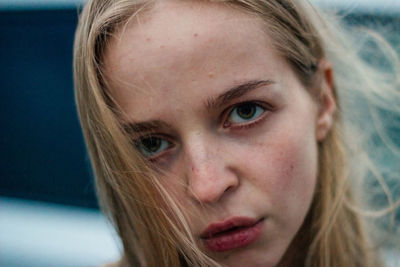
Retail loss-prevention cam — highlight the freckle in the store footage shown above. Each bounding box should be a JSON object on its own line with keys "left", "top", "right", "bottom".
{"left": 208, "top": 72, "right": 215, "bottom": 78}
{"left": 193, "top": 33, "right": 198, "bottom": 38}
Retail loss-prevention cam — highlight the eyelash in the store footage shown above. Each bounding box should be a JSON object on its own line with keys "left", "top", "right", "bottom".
{"left": 222, "top": 101, "right": 270, "bottom": 130}
{"left": 135, "top": 101, "right": 271, "bottom": 161}
{"left": 134, "top": 134, "right": 173, "bottom": 161}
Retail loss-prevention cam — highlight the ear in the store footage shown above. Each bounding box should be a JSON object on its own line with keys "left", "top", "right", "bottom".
{"left": 316, "top": 60, "right": 336, "bottom": 141}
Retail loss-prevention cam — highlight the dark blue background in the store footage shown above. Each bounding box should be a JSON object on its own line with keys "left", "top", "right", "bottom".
{"left": 0, "top": 9, "right": 97, "bottom": 208}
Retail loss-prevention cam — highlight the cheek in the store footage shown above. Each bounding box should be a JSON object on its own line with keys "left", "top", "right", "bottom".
{"left": 249, "top": 129, "right": 318, "bottom": 212}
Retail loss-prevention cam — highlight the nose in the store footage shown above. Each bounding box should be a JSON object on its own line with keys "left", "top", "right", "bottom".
{"left": 184, "top": 134, "right": 239, "bottom": 204}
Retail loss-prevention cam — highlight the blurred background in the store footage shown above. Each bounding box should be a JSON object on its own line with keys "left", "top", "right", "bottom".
{"left": 0, "top": 0, "right": 399, "bottom": 266}
{"left": 0, "top": 0, "right": 122, "bottom": 266}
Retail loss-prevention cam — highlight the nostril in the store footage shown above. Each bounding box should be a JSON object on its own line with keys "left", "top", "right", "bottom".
{"left": 224, "top": 185, "right": 234, "bottom": 194}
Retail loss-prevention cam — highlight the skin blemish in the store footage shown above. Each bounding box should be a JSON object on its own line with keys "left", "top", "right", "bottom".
{"left": 208, "top": 72, "right": 215, "bottom": 78}
{"left": 194, "top": 33, "right": 199, "bottom": 37}
{"left": 146, "top": 37, "right": 152, "bottom": 42}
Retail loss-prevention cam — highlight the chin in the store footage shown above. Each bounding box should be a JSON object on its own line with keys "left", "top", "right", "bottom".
{"left": 218, "top": 257, "right": 277, "bottom": 267}
{"left": 212, "top": 247, "right": 282, "bottom": 267}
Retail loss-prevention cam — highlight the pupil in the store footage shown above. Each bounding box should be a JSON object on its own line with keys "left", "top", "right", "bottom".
{"left": 237, "top": 104, "right": 255, "bottom": 119}
{"left": 142, "top": 137, "right": 161, "bottom": 152}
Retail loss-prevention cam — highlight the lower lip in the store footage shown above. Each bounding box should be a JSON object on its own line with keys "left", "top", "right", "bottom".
{"left": 203, "top": 219, "right": 264, "bottom": 252}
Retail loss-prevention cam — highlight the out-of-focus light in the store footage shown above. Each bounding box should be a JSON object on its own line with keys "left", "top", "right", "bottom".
{"left": 0, "top": 197, "right": 121, "bottom": 267}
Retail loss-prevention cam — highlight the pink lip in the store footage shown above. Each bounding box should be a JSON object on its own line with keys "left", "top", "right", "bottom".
{"left": 200, "top": 217, "right": 264, "bottom": 252}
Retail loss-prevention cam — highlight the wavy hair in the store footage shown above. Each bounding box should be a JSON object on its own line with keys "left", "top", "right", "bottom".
{"left": 73, "top": 0, "right": 400, "bottom": 266}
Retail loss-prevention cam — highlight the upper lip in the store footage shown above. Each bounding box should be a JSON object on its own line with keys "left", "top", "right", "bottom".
{"left": 200, "top": 216, "right": 260, "bottom": 239}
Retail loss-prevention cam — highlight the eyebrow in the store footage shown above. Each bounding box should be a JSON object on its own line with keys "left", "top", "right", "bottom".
{"left": 124, "top": 120, "right": 172, "bottom": 135}
{"left": 205, "top": 79, "right": 275, "bottom": 112}
{"left": 124, "top": 79, "right": 275, "bottom": 134}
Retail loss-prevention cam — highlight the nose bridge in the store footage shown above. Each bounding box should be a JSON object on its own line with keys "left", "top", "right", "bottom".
{"left": 184, "top": 131, "right": 238, "bottom": 204}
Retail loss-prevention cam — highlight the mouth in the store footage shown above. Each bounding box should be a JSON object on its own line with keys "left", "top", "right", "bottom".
{"left": 200, "top": 217, "right": 265, "bottom": 252}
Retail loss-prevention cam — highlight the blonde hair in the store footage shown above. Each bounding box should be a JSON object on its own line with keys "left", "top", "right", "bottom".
{"left": 73, "top": 0, "right": 400, "bottom": 266}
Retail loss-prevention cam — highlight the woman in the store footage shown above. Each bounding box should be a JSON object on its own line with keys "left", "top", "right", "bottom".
{"left": 73, "top": 0, "right": 400, "bottom": 266}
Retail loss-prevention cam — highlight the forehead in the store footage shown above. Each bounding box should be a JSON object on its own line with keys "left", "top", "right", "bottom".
{"left": 103, "top": 0, "right": 281, "bottom": 121}
{"left": 104, "top": 1, "right": 264, "bottom": 64}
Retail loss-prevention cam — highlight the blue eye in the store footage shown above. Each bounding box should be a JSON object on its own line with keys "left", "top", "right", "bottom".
{"left": 227, "top": 102, "right": 265, "bottom": 125}
{"left": 136, "top": 136, "right": 171, "bottom": 158}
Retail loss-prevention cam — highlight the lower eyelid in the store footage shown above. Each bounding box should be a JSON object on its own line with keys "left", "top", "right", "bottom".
{"left": 228, "top": 111, "right": 268, "bottom": 130}
{"left": 223, "top": 102, "right": 269, "bottom": 127}
{"left": 134, "top": 136, "right": 171, "bottom": 155}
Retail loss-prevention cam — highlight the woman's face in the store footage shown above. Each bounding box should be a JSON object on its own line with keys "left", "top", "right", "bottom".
{"left": 104, "top": 1, "right": 332, "bottom": 266}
